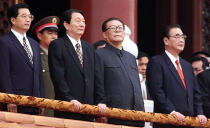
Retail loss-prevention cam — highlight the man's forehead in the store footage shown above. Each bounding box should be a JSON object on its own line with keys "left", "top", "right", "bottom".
{"left": 18, "top": 8, "right": 30, "bottom": 13}
{"left": 107, "top": 20, "right": 123, "bottom": 26}
{"left": 72, "top": 12, "right": 84, "bottom": 18}
{"left": 169, "top": 28, "right": 183, "bottom": 35}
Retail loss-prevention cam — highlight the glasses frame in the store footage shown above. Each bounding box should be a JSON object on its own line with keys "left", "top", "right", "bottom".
{"left": 105, "top": 25, "right": 124, "bottom": 32}
{"left": 168, "top": 34, "right": 187, "bottom": 40}
{"left": 17, "top": 14, "right": 34, "bottom": 21}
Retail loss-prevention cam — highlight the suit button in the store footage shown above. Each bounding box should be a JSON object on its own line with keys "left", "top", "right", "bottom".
{"left": 85, "top": 79, "right": 88, "bottom": 83}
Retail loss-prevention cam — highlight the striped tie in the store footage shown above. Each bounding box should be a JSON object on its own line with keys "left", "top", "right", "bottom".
{"left": 23, "top": 37, "right": 33, "bottom": 64}
{"left": 75, "top": 43, "right": 83, "bottom": 67}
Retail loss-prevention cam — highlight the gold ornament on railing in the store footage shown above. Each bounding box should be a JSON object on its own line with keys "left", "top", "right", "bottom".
{"left": 0, "top": 93, "right": 209, "bottom": 127}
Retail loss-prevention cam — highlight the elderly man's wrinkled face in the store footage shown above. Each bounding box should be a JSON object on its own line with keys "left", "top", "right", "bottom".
{"left": 64, "top": 12, "right": 85, "bottom": 38}
{"left": 103, "top": 20, "right": 125, "bottom": 44}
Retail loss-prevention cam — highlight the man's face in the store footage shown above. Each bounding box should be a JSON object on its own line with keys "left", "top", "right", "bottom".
{"left": 138, "top": 57, "right": 149, "bottom": 79}
{"left": 164, "top": 28, "right": 186, "bottom": 54}
{"left": 103, "top": 20, "right": 125, "bottom": 44}
{"left": 192, "top": 60, "right": 204, "bottom": 76}
{"left": 11, "top": 8, "right": 33, "bottom": 33}
{"left": 65, "top": 12, "right": 85, "bottom": 37}
{"left": 38, "top": 29, "right": 58, "bottom": 48}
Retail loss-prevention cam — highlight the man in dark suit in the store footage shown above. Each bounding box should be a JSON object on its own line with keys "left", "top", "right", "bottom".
{"left": 32, "top": 16, "right": 60, "bottom": 117}
{"left": 146, "top": 24, "right": 207, "bottom": 128}
{"left": 137, "top": 51, "right": 151, "bottom": 100}
{"left": 197, "top": 69, "right": 210, "bottom": 118}
{"left": 48, "top": 9, "right": 106, "bottom": 121}
{"left": 190, "top": 56, "right": 209, "bottom": 76}
{"left": 0, "top": 3, "right": 44, "bottom": 115}
{"left": 94, "top": 17, "right": 145, "bottom": 127}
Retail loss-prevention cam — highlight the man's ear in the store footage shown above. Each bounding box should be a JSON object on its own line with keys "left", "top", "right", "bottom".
{"left": 63, "top": 21, "right": 69, "bottom": 30}
{"left": 163, "top": 37, "right": 169, "bottom": 46}
{"left": 37, "top": 33, "right": 42, "bottom": 41}
{"left": 102, "top": 32, "right": 107, "bottom": 39}
{"left": 11, "top": 17, "right": 16, "bottom": 25}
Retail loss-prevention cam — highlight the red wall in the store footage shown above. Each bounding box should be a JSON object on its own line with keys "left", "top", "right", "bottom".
{"left": 71, "top": 0, "right": 138, "bottom": 44}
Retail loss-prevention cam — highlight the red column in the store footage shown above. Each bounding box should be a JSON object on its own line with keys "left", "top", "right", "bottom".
{"left": 71, "top": 0, "right": 138, "bottom": 44}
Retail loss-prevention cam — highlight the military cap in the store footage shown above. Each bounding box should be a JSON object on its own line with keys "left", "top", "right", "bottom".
{"left": 32, "top": 16, "right": 60, "bottom": 34}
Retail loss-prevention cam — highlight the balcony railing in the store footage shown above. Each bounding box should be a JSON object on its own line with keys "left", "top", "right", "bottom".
{"left": 0, "top": 93, "right": 209, "bottom": 127}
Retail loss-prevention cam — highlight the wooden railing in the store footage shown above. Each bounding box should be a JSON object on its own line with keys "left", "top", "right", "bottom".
{"left": 0, "top": 93, "right": 209, "bottom": 127}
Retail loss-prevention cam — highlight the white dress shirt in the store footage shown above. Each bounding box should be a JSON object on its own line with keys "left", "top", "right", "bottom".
{"left": 66, "top": 34, "right": 83, "bottom": 54}
{"left": 11, "top": 29, "right": 33, "bottom": 56}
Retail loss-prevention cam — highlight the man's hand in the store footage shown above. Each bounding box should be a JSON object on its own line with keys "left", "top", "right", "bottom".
{"left": 95, "top": 117, "right": 108, "bottom": 123}
{"left": 70, "top": 100, "right": 82, "bottom": 112}
{"left": 97, "top": 103, "right": 107, "bottom": 115}
{"left": 171, "top": 111, "right": 185, "bottom": 122}
{"left": 197, "top": 115, "right": 207, "bottom": 125}
{"left": 39, "top": 108, "right": 45, "bottom": 116}
{"left": 7, "top": 104, "right": 17, "bottom": 113}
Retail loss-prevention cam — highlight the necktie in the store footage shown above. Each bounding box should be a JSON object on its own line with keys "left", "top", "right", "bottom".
{"left": 175, "top": 60, "right": 186, "bottom": 88}
{"left": 75, "top": 43, "right": 83, "bottom": 67}
{"left": 23, "top": 37, "right": 33, "bottom": 64}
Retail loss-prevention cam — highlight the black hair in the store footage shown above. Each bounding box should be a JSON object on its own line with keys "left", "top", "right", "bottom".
{"left": 62, "top": 9, "right": 84, "bottom": 24}
{"left": 93, "top": 40, "right": 107, "bottom": 49}
{"left": 161, "top": 24, "right": 182, "bottom": 45}
{"left": 7, "top": 3, "right": 30, "bottom": 25}
{"left": 102, "top": 17, "right": 125, "bottom": 32}
{"left": 60, "top": 9, "right": 84, "bottom": 33}
{"left": 191, "top": 51, "right": 210, "bottom": 58}
{"left": 137, "top": 51, "right": 149, "bottom": 60}
{"left": 190, "top": 56, "right": 209, "bottom": 70}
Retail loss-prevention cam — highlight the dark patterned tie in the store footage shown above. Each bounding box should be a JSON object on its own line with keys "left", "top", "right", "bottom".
{"left": 23, "top": 37, "right": 33, "bottom": 64}
{"left": 75, "top": 43, "right": 83, "bottom": 67}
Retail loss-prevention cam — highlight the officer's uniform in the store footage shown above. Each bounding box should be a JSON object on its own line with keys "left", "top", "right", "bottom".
{"left": 32, "top": 16, "right": 60, "bottom": 117}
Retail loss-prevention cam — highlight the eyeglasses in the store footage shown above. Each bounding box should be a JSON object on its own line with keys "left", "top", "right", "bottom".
{"left": 168, "top": 34, "right": 187, "bottom": 40}
{"left": 17, "top": 14, "right": 34, "bottom": 21}
{"left": 106, "top": 25, "right": 124, "bottom": 32}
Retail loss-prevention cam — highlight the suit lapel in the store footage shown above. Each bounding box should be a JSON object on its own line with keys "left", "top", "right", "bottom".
{"left": 180, "top": 59, "right": 191, "bottom": 91}
{"left": 9, "top": 32, "right": 33, "bottom": 69}
{"left": 81, "top": 41, "right": 89, "bottom": 70}
{"left": 28, "top": 37, "right": 37, "bottom": 67}
{"left": 163, "top": 53, "right": 186, "bottom": 90}
{"left": 63, "top": 36, "right": 83, "bottom": 73}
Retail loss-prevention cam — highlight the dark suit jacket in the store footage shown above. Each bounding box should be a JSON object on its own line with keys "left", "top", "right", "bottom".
{"left": 48, "top": 35, "right": 102, "bottom": 120}
{"left": 0, "top": 31, "right": 44, "bottom": 114}
{"left": 146, "top": 52, "right": 203, "bottom": 128}
{"left": 95, "top": 44, "right": 144, "bottom": 127}
{"left": 197, "top": 69, "right": 210, "bottom": 118}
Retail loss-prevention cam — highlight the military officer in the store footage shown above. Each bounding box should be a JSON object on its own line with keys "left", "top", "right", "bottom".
{"left": 32, "top": 16, "right": 60, "bottom": 117}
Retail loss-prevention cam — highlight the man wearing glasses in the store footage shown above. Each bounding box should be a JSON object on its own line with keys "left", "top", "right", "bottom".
{"left": 146, "top": 24, "right": 207, "bottom": 128}
{"left": 95, "top": 17, "right": 145, "bottom": 127}
{"left": 0, "top": 3, "right": 44, "bottom": 115}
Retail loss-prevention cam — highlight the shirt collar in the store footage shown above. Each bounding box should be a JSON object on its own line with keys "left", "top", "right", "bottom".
{"left": 66, "top": 34, "right": 81, "bottom": 47}
{"left": 40, "top": 45, "right": 48, "bottom": 55}
{"left": 11, "top": 29, "right": 26, "bottom": 40}
{"left": 11, "top": 29, "right": 28, "bottom": 47}
{"left": 165, "top": 50, "right": 181, "bottom": 69}
{"left": 165, "top": 50, "right": 179, "bottom": 62}
{"left": 106, "top": 43, "right": 123, "bottom": 56}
